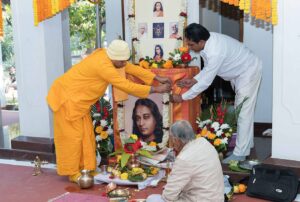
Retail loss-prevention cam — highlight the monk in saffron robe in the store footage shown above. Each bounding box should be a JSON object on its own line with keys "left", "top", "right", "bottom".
{"left": 47, "top": 40, "right": 171, "bottom": 182}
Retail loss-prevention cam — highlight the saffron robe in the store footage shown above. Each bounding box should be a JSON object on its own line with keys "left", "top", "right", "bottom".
{"left": 47, "top": 49, "right": 155, "bottom": 175}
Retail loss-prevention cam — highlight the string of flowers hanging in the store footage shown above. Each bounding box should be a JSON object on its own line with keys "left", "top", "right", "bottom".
{"left": 33, "top": 0, "right": 77, "bottom": 26}
{"left": 0, "top": 0, "right": 3, "bottom": 37}
{"left": 221, "top": 0, "right": 278, "bottom": 25}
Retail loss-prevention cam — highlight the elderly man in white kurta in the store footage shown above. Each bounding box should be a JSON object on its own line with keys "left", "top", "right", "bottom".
{"left": 146, "top": 120, "right": 224, "bottom": 202}
{"left": 171, "top": 23, "right": 262, "bottom": 163}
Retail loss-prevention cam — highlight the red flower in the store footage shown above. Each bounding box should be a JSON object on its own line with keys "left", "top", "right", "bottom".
{"left": 95, "top": 102, "right": 101, "bottom": 112}
{"left": 124, "top": 140, "right": 142, "bottom": 154}
{"left": 179, "top": 12, "right": 187, "bottom": 17}
{"left": 181, "top": 53, "right": 192, "bottom": 63}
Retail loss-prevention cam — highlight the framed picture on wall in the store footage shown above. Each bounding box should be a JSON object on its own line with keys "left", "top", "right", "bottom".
{"left": 125, "top": 0, "right": 187, "bottom": 63}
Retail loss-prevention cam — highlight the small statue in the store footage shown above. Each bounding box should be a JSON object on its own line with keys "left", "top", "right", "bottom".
{"left": 31, "top": 156, "right": 48, "bottom": 176}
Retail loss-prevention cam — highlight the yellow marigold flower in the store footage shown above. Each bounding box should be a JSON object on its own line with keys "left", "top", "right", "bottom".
{"left": 116, "top": 155, "right": 122, "bottom": 162}
{"left": 207, "top": 133, "right": 216, "bottom": 140}
{"left": 131, "top": 134, "right": 138, "bottom": 140}
{"left": 120, "top": 172, "right": 128, "bottom": 180}
{"left": 151, "top": 167, "right": 159, "bottom": 175}
{"left": 214, "top": 138, "right": 222, "bottom": 146}
{"left": 200, "top": 128, "right": 208, "bottom": 137}
{"left": 100, "top": 131, "right": 108, "bottom": 139}
{"left": 132, "top": 167, "right": 144, "bottom": 174}
{"left": 95, "top": 126, "right": 103, "bottom": 134}
{"left": 151, "top": 63, "right": 158, "bottom": 68}
{"left": 149, "top": 141, "right": 157, "bottom": 147}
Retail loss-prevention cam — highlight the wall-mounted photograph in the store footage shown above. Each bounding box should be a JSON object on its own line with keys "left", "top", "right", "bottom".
{"left": 153, "top": 23, "right": 164, "bottom": 38}
{"left": 153, "top": 1, "right": 164, "bottom": 17}
{"left": 169, "top": 22, "right": 179, "bottom": 39}
{"left": 153, "top": 44, "right": 164, "bottom": 62}
{"left": 138, "top": 23, "right": 148, "bottom": 40}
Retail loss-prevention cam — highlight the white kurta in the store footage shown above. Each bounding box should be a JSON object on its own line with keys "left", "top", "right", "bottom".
{"left": 182, "top": 32, "right": 262, "bottom": 156}
{"left": 162, "top": 138, "right": 224, "bottom": 202}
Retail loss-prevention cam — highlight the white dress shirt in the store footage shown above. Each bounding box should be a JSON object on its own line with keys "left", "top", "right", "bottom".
{"left": 182, "top": 32, "right": 262, "bottom": 100}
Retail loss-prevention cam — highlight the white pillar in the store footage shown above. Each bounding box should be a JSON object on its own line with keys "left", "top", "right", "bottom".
{"left": 273, "top": 0, "right": 300, "bottom": 161}
{"left": 11, "top": 0, "right": 65, "bottom": 138}
{"left": 0, "top": 43, "right": 6, "bottom": 107}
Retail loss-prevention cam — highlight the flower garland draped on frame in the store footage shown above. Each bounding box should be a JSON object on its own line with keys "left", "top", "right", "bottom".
{"left": 33, "top": 0, "right": 77, "bottom": 26}
{"left": 0, "top": 1, "right": 3, "bottom": 37}
{"left": 221, "top": 0, "right": 278, "bottom": 25}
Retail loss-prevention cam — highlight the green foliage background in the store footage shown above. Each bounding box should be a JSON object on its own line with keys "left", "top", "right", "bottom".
{"left": 69, "top": 0, "right": 105, "bottom": 54}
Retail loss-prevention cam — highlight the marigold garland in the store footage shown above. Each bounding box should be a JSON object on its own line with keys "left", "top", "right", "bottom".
{"left": 0, "top": 0, "right": 3, "bottom": 37}
{"left": 33, "top": 0, "right": 76, "bottom": 26}
{"left": 223, "top": 0, "right": 278, "bottom": 25}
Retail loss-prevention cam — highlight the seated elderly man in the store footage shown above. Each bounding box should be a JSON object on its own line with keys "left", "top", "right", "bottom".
{"left": 147, "top": 120, "right": 224, "bottom": 202}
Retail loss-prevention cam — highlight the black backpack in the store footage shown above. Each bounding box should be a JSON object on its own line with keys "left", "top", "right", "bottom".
{"left": 247, "top": 165, "right": 299, "bottom": 202}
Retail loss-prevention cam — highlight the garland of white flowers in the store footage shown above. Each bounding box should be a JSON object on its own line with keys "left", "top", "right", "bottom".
{"left": 158, "top": 93, "right": 170, "bottom": 148}
{"left": 117, "top": 101, "right": 128, "bottom": 145}
{"left": 128, "top": 0, "right": 187, "bottom": 63}
{"left": 178, "top": 0, "right": 187, "bottom": 47}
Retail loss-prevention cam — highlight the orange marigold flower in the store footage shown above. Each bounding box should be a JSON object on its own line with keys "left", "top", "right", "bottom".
{"left": 207, "top": 133, "right": 216, "bottom": 140}
{"left": 95, "top": 126, "right": 103, "bottom": 134}
{"left": 200, "top": 128, "right": 208, "bottom": 137}
{"left": 213, "top": 138, "right": 222, "bottom": 146}
{"left": 149, "top": 141, "right": 157, "bottom": 147}
{"left": 179, "top": 46, "right": 189, "bottom": 53}
{"left": 100, "top": 131, "right": 108, "bottom": 139}
{"left": 163, "top": 60, "right": 173, "bottom": 69}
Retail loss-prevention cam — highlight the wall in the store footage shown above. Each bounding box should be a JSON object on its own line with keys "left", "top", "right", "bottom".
{"left": 243, "top": 22, "right": 273, "bottom": 123}
{"left": 11, "top": 0, "right": 65, "bottom": 138}
{"left": 105, "top": 0, "right": 123, "bottom": 44}
{"left": 272, "top": 0, "right": 300, "bottom": 161}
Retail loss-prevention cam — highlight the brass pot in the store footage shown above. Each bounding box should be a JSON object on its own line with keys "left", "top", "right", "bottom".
{"left": 127, "top": 154, "right": 140, "bottom": 170}
{"left": 78, "top": 170, "right": 94, "bottom": 189}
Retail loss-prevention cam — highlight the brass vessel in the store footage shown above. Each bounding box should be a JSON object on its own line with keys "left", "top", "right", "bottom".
{"left": 127, "top": 154, "right": 140, "bottom": 170}
{"left": 78, "top": 170, "right": 94, "bottom": 189}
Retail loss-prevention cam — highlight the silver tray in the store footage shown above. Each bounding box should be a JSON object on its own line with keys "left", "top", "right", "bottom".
{"left": 238, "top": 159, "right": 261, "bottom": 170}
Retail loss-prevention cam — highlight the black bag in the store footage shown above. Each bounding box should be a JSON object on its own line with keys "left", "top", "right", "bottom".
{"left": 247, "top": 165, "right": 299, "bottom": 202}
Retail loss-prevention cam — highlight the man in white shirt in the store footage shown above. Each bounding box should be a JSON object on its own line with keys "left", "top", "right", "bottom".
{"left": 147, "top": 120, "right": 224, "bottom": 202}
{"left": 171, "top": 23, "right": 262, "bottom": 163}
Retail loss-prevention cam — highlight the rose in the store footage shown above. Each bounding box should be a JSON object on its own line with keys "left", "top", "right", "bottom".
{"left": 179, "top": 12, "right": 187, "bottom": 17}
{"left": 181, "top": 53, "right": 192, "bottom": 63}
{"left": 124, "top": 140, "right": 142, "bottom": 154}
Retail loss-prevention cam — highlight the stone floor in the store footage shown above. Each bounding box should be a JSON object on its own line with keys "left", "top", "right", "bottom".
{"left": 0, "top": 163, "right": 272, "bottom": 202}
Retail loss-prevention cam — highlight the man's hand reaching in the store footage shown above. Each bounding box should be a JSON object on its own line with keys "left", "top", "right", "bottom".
{"left": 176, "top": 78, "right": 197, "bottom": 88}
{"left": 151, "top": 83, "right": 171, "bottom": 94}
{"left": 155, "top": 76, "right": 172, "bottom": 86}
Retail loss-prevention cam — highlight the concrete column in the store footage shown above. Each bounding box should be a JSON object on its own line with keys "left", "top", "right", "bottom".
{"left": 272, "top": 0, "right": 300, "bottom": 161}
{"left": 11, "top": 0, "right": 65, "bottom": 138}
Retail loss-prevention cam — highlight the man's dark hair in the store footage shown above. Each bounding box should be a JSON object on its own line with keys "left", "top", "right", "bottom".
{"left": 132, "top": 98, "right": 163, "bottom": 143}
{"left": 184, "top": 23, "right": 210, "bottom": 43}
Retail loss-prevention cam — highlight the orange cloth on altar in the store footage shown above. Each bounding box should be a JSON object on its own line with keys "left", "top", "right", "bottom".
{"left": 47, "top": 49, "right": 155, "bottom": 175}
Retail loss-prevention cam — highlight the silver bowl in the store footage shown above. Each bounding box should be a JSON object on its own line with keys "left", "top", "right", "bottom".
{"left": 238, "top": 159, "right": 261, "bottom": 170}
{"left": 108, "top": 189, "right": 130, "bottom": 198}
